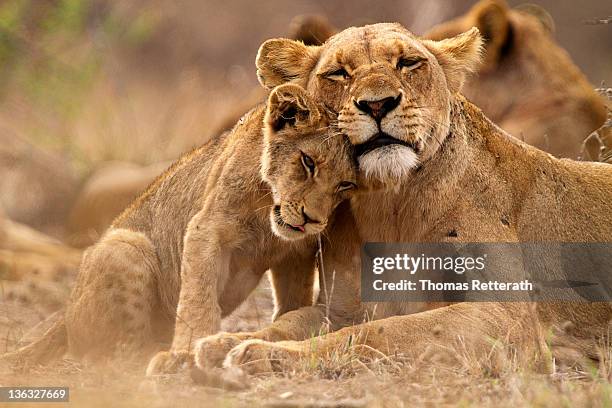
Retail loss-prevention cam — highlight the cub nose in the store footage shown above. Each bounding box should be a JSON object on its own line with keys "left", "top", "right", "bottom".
{"left": 354, "top": 94, "right": 402, "bottom": 122}
{"left": 301, "top": 207, "right": 321, "bottom": 225}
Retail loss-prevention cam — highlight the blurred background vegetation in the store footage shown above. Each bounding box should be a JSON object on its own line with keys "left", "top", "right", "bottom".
{"left": 0, "top": 0, "right": 610, "bottom": 177}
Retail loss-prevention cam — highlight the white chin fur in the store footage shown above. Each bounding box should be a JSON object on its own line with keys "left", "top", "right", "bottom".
{"left": 358, "top": 145, "right": 419, "bottom": 184}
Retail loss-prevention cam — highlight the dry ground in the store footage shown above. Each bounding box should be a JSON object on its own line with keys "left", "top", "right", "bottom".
{"left": 1, "top": 361, "right": 611, "bottom": 408}
{"left": 1, "top": 278, "right": 611, "bottom": 407}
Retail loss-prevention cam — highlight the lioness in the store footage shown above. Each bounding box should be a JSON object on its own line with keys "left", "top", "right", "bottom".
{"left": 2, "top": 84, "right": 357, "bottom": 368}
{"left": 192, "top": 23, "right": 612, "bottom": 375}
{"left": 224, "top": 1, "right": 607, "bottom": 160}
{"left": 425, "top": 0, "right": 607, "bottom": 159}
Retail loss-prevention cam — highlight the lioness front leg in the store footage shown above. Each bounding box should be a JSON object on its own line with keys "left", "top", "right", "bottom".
{"left": 194, "top": 251, "right": 322, "bottom": 370}
{"left": 225, "top": 302, "right": 539, "bottom": 375}
{"left": 194, "top": 306, "right": 326, "bottom": 371}
{"left": 147, "top": 212, "right": 228, "bottom": 375}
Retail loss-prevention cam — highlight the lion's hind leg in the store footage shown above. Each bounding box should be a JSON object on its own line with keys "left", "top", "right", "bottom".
{"left": 65, "top": 228, "right": 161, "bottom": 362}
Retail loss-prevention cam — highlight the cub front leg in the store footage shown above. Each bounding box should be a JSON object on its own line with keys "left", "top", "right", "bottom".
{"left": 147, "top": 211, "right": 231, "bottom": 376}
{"left": 194, "top": 251, "right": 323, "bottom": 370}
{"left": 269, "top": 247, "right": 317, "bottom": 320}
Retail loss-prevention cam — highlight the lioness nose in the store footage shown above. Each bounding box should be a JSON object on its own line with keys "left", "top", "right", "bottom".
{"left": 354, "top": 94, "right": 402, "bottom": 122}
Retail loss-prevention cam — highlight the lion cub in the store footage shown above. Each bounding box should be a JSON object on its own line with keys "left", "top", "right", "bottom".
{"left": 3, "top": 84, "right": 357, "bottom": 372}
{"left": 146, "top": 84, "right": 357, "bottom": 373}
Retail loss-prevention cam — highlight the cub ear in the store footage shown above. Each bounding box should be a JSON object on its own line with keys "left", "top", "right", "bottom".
{"left": 256, "top": 39, "right": 321, "bottom": 89}
{"left": 289, "top": 14, "right": 336, "bottom": 46}
{"left": 423, "top": 27, "right": 484, "bottom": 94}
{"left": 265, "top": 84, "right": 321, "bottom": 133}
{"left": 470, "top": 0, "right": 511, "bottom": 66}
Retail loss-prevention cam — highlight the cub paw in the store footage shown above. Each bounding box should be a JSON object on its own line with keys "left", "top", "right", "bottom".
{"left": 145, "top": 350, "right": 194, "bottom": 376}
{"left": 194, "top": 332, "right": 252, "bottom": 369}
{"left": 223, "top": 339, "right": 300, "bottom": 375}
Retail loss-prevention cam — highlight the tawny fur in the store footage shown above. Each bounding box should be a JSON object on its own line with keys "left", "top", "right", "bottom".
{"left": 193, "top": 23, "right": 612, "bottom": 376}
{"left": 0, "top": 130, "right": 79, "bottom": 237}
{"left": 61, "top": 16, "right": 341, "bottom": 243}
{"left": 1, "top": 85, "right": 357, "bottom": 373}
{"left": 66, "top": 161, "right": 172, "bottom": 248}
{"left": 0, "top": 216, "right": 81, "bottom": 285}
{"left": 425, "top": 0, "right": 607, "bottom": 159}
{"left": 243, "top": 0, "right": 607, "bottom": 159}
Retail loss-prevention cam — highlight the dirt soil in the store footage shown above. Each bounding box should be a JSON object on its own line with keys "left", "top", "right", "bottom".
{"left": 1, "top": 275, "right": 610, "bottom": 408}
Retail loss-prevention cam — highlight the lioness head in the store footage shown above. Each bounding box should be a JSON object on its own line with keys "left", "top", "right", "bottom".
{"left": 261, "top": 84, "right": 357, "bottom": 241}
{"left": 256, "top": 23, "right": 482, "bottom": 185}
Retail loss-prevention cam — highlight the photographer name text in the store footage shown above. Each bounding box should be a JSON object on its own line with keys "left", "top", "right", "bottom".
{"left": 373, "top": 279, "right": 533, "bottom": 291}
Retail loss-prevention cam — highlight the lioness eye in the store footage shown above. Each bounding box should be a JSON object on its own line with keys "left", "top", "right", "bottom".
{"left": 336, "top": 181, "right": 357, "bottom": 193}
{"left": 397, "top": 57, "right": 423, "bottom": 71}
{"left": 301, "top": 152, "right": 315, "bottom": 175}
{"left": 325, "top": 68, "right": 349, "bottom": 81}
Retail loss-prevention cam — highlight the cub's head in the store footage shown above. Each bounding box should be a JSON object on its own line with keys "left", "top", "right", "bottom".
{"left": 256, "top": 23, "right": 482, "bottom": 186}
{"left": 261, "top": 84, "right": 357, "bottom": 241}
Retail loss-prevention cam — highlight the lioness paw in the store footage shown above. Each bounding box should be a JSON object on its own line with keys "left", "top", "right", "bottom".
{"left": 223, "top": 339, "right": 300, "bottom": 375}
{"left": 194, "top": 332, "right": 253, "bottom": 369}
{"left": 145, "top": 350, "right": 194, "bottom": 376}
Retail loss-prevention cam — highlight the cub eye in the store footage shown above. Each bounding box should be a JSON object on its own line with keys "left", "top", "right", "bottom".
{"left": 397, "top": 57, "right": 424, "bottom": 71}
{"left": 325, "top": 68, "right": 350, "bottom": 81}
{"left": 336, "top": 181, "right": 357, "bottom": 193}
{"left": 301, "top": 152, "right": 315, "bottom": 175}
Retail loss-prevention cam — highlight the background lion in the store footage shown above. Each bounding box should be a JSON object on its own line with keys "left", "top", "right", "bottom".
{"left": 0, "top": 130, "right": 79, "bottom": 238}
{"left": 425, "top": 0, "right": 607, "bottom": 159}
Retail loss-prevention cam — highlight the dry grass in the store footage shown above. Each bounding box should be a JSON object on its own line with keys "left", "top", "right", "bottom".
{"left": 1, "top": 345, "right": 611, "bottom": 407}
{"left": 0, "top": 65, "right": 252, "bottom": 177}
{"left": 2, "top": 273, "right": 611, "bottom": 407}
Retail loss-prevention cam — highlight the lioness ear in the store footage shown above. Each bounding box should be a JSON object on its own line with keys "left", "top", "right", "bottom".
{"left": 256, "top": 39, "right": 321, "bottom": 89}
{"left": 265, "top": 84, "right": 321, "bottom": 133}
{"left": 471, "top": 0, "right": 510, "bottom": 65}
{"left": 424, "top": 27, "right": 484, "bottom": 94}
{"left": 289, "top": 14, "right": 336, "bottom": 46}
{"left": 515, "top": 3, "right": 555, "bottom": 34}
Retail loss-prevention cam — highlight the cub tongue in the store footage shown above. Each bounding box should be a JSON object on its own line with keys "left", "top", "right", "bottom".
{"left": 291, "top": 224, "right": 305, "bottom": 232}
